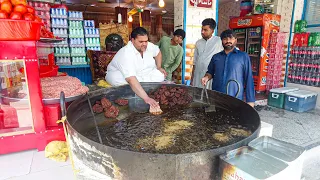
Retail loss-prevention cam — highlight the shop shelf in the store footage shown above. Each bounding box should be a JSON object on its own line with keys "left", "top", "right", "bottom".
{"left": 34, "top": 7, "right": 50, "bottom": 11}
{"left": 70, "top": 44, "right": 85, "bottom": 48}
{"left": 85, "top": 44, "right": 100, "bottom": 47}
{"left": 55, "top": 53, "right": 70, "bottom": 57}
{"left": 59, "top": 65, "right": 90, "bottom": 68}
{"left": 54, "top": 34, "right": 68, "bottom": 38}
{"left": 54, "top": 44, "right": 69, "bottom": 47}
{"left": 58, "top": 65, "right": 92, "bottom": 84}
{"left": 69, "top": 18, "right": 84, "bottom": 21}
{"left": 69, "top": 35, "right": 84, "bottom": 38}
{"left": 85, "top": 34, "right": 100, "bottom": 38}
{"left": 71, "top": 53, "right": 86, "bottom": 57}
{"left": 51, "top": 15, "right": 68, "bottom": 19}
{"left": 51, "top": 25, "right": 68, "bottom": 28}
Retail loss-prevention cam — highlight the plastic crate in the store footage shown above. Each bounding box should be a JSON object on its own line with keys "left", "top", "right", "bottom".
{"left": 268, "top": 87, "right": 299, "bottom": 108}
{"left": 58, "top": 65, "right": 92, "bottom": 84}
{"left": 285, "top": 90, "right": 318, "bottom": 112}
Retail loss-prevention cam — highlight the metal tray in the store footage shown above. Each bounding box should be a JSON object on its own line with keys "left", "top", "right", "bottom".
{"left": 42, "top": 94, "right": 84, "bottom": 105}
{"left": 248, "top": 136, "right": 305, "bottom": 163}
{"left": 39, "top": 38, "right": 64, "bottom": 43}
{"left": 220, "top": 146, "right": 288, "bottom": 179}
{"left": 0, "top": 95, "right": 29, "bottom": 103}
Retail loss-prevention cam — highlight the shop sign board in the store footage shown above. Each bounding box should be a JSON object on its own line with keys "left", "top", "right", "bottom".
{"left": 189, "top": 0, "right": 213, "bottom": 8}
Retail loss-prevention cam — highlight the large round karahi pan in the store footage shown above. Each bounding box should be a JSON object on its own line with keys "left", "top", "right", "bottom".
{"left": 65, "top": 83, "right": 261, "bottom": 180}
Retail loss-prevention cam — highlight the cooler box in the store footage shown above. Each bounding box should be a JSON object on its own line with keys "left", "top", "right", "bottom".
{"left": 268, "top": 87, "right": 299, "bottom": 108}
{"left": 249, "top": 136, "right": 305, "bottom": 180}
{"left": 284, "top": 90, "right": 318, "bottom": 112}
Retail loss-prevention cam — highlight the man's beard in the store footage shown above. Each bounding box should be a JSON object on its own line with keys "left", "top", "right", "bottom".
{"left": 202, "top": 34, "right": 210, "bottom": 40}
{"left": 223, "top": 44, "right": 234, "bottom": 50}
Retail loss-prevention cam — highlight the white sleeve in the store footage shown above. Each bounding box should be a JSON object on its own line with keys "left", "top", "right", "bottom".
{"left": 114, "top": 51, "right": 137, "bottom": 79}
{"left": 148, "top": 42, "right": 160, "bottom": 57}
{"left": 193, "top": 42, "right": 199, "bottom": 65}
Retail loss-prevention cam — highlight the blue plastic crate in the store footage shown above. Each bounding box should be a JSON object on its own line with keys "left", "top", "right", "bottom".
{"left": 58, "top": 65, "right": 92, "bottom": 85}
{"left": 284, "top": 90, "right": 318, "bottom": 113}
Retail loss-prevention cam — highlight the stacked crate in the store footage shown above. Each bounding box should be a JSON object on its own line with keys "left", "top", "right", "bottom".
{"left": 84, "top": 20, "right": 101, "bottom": 63}
{"left": 69, "top": 11, "right": 86, "bottom": 65}
{"left": 28, "top": 1, "right": 53, "bottom": 65}
{"left": 266, "top": 32, "right": 286, "bottom": 92}
{"left": 28, "top": 1, "right": 51, "bottom": 31}
{"left": 51, "top": 8, "right": 70, "bottom": 65}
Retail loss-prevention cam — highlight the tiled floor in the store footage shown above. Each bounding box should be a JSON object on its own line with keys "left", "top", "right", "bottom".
{"left": 0, "top": 150, "right": 73, "bottom": 180}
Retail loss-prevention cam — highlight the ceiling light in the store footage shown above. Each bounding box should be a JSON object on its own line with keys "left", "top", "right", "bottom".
{"left": 118, "top": 13, "right": 122, "bottom": 24}
{"left": 90, "top": 4, "right": 96, "bottom": 6}
{"left": 128, "top": 15, "right": 133, "bottom": 22}
{"left": 162, "top": 10, "right": 167, "bottom": 13}
{"left": 159, "top": 0, "right": 165, "bottom": 8}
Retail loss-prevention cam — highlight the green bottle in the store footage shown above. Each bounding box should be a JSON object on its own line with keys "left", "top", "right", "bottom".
{"left": 308, "top": 33, "right": 314, "bottom": 47}
{"left": 294, "top": 20, "right": 301, "bottom": 33}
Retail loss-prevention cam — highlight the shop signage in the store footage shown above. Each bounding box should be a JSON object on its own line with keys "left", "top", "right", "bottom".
{"left": 189, "top": 0, "right": 213, "bottom": 8}
{"left": 237, "top": 19, "right": 252, "bottom": 26}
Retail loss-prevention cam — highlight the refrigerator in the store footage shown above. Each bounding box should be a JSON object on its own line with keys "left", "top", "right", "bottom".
{"left": 229, "top": 14, "right": 281, "bottom": 92}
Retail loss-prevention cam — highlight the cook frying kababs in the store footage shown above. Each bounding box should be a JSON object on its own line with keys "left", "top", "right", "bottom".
{"left": 105, "top": 27, "right": 168, "bottom": 114}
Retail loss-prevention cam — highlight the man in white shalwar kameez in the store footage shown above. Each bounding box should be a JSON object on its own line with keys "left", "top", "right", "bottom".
{"left": 106, "top": 27, "right": 167, "bottom": 109}
{"left": 191, "top": 18, "right": 224, "bottom": 89}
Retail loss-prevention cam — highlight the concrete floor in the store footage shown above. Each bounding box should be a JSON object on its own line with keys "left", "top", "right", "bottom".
{"left": 257, "top": 106, "right": 320, "bottom": 149}
{"left": 257, "top": 106, "right": 320, "bottom": 180}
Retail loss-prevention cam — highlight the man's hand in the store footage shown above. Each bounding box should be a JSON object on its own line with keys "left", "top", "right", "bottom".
{"left": 201, "top": 76, "right": 210, "bottom": 86}
{"left": 158, "top": 67, "right": 167, "bottom": 77}
{"left": 144, "top": 97, "right": 160, "bottom": 109}
{"left": 247, "top": 102, "right": 255, "bottom": 107}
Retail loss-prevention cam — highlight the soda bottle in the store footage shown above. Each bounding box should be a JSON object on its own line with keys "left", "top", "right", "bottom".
{"left": 315, "top": 73, "right": 320, "bottom": 87}
{"left": 301, "top": 59, "right": 306, "bottom": 72}
{"left": 313, "top": 59, "right": 320, "bottom": 73}
{"left": 302, "top": 72, "right": 307, "bottom": 85}
{"left": 308, "top": 33, "right": 314, "bottom": 46}
{"left": 306, "top": 72, "right": 311, "bottom": 85}
{"left": 310, "top": 73, "right": 316, "bottom": 86}
{"left": 291, "top": 71, "right": 296, "bottom": 83}
{"left": 302, "top": 46, "right": 307, "bottom": 59}
{"left": 300, "top": 20, "right": 307, "bottom": 33}
{"left": 304, "top": 58, "right": 313, "bottom": 72}
{"left": 294, "top": 20, "right": 301, "bottom": 33}
{"left": 315, "top": 33, "right": 320, "bottom": 46}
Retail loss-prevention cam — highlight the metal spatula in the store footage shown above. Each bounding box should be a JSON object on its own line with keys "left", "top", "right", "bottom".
{"left": 201, "top": 84, "right": 216, "bottom": 113}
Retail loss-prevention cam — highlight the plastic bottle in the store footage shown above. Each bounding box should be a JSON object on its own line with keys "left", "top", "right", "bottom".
{"left": 315, "top": 73, "right": 320, "bottom": 87}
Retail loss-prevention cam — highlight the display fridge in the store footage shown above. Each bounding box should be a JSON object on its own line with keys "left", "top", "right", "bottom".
{"left": 229, "top": 14, "right": 281, "bottom": 92}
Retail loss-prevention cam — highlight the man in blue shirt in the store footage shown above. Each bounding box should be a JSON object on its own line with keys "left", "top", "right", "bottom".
{"left": 201, "top": 29, "right": 255, "bottom": 107}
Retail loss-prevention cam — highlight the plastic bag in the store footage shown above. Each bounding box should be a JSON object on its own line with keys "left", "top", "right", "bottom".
{"left": 45, "top": 141, "right": 69, "bottom": 162}
{"left": 97, "top": 79, "right": 112, "bottom": 88}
